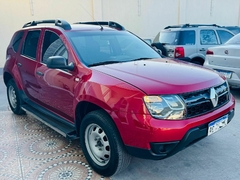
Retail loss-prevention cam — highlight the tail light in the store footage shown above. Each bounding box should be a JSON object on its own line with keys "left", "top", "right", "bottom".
{"left": 206, "top": 50, "right": 214, "bottom": 55}
{"left": 174, "top": 47, "right": 184, "bottom": 58}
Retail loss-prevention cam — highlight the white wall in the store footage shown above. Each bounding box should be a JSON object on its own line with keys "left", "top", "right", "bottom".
{"left": 0, "top": 0, "right": 96, "bottom": 68}
{"left": 101, "top": 0, "right": 240, "bottom": 39}
{"left": 101, "top": 0, "right": 179, "bottom": 39}
{"left": 1, "top": 0, "right": 240, "bottom": 67}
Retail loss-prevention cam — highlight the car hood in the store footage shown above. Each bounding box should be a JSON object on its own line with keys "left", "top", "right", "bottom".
{"left": 92, "top": 58, "right": 224, "bottom": 95}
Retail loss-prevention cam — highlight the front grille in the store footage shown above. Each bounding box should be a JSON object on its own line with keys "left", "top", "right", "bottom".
{"left": 180, "top": 82, "right": 229, "bottom": 118}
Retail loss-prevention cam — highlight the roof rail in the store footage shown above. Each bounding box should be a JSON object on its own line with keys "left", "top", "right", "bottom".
{"left": 164, "top": 25, "right": 183, "bottom": 29}
{"left": 22, "top": 19, "right": 71, "bottom": 30}
{"left": 74, "top": 21, "right": 125, "bottom": 30}
{"left": 164, "top": 23, "right": 221, "bottom": 29}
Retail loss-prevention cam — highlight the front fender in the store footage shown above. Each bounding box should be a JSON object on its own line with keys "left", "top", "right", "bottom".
{"left": 74, "top": 80, "right": 147, "bottom": 115}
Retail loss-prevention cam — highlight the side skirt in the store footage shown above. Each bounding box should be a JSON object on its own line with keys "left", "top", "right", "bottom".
{"left": 20, "top": 92, "right": 78, "bottom": 140}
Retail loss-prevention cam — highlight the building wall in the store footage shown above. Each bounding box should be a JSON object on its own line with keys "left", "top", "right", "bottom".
{"left": 0, "top": 0, "right": 240, "bottom": 67}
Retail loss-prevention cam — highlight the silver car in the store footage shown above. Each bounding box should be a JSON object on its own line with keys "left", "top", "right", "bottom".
{"left": 204, "top": 33, "right": 240, "bottom": 87}
{"left": 153, "top": 24, "right": 234, "bottom": 65}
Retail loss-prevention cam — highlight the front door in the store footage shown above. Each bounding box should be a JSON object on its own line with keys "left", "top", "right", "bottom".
{"left": 35, "top": 30, "right": 76, "bottom": 122}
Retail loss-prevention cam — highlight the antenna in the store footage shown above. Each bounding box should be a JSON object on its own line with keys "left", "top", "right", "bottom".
{"left": 79, "top": 3, "right": 104, "bottom": 30}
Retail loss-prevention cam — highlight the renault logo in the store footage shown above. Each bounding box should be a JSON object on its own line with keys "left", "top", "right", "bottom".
{"left": 210, "top": 88, "right": 218, "bottom": 107}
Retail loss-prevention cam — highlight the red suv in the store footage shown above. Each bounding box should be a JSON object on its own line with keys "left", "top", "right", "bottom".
{"left": 3, "top": 19, "right": 235, "bottom": 176}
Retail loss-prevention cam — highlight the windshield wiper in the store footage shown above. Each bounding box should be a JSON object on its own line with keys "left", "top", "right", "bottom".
{"left": 128, "top": 57, "right": 154, "bottom": 61}
{"left": 88, "top": 58, "right": 154, "bottom": 67}
{"left": 88, "top": 60, "right": 122, "bottom": 67}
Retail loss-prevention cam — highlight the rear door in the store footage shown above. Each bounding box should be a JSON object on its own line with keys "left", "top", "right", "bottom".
{"left": 197, "top": 29, "right": 219, "bottom": 57}
{"left": 17, "top": 30, "right": 41, "bottom": 101}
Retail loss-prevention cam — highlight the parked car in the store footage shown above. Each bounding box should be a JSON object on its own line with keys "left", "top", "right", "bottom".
{"left": 223, "top": 26, "right": 240, "bottom": 35}
{"left": 204, "top": 33, "right": 240, "bottom": 88}
{"left": 3, "top": 19, "right": 235, "bottom": 176}
{"left": 153, "top": 24, "right": 234, "bottom": 65}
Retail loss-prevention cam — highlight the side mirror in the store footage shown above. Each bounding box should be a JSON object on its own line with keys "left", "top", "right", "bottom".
{"left": 47, "top": 56, "right": 74, "bottom": 71}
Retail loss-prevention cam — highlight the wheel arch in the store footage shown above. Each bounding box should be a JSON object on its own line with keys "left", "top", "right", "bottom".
{"left": 190, "top": 57, "right": 205, "bottom": 65}
{"left": 75, "top": 101, "right": 122, "bottom": 139}
{"left": 3, "top": 70, "right": 23, "bottom": 90}
{"left": 3, "top": 72, "right": 13, "bottom": 86}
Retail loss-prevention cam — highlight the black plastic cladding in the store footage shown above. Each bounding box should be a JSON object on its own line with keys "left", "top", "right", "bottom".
{"left": 181, "top": 82, "right": 229, "bottom": 118}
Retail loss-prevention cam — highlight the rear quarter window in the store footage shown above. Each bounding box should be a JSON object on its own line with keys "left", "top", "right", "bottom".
{"left": 179, "top": 30, "right": 195, "bottom": 45}
{"left": 12, "top": 31, "right": 24, "bottom": 52}
{"left": 159, "top": 31, "right": 179, "bottom": 45}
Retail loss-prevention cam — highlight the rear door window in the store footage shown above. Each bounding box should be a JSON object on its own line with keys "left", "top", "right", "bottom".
{"left": 21, "top": 30, "right": 41, "bottom": 59}
{"left": 200, "top": 30, "right": 218, "bottom": 45}
{"left": 216, "top": 30, "right": 234, "bottom": 44}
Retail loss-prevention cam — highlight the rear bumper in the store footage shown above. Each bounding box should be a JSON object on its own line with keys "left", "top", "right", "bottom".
{"left": 125, "top": 109, "right": 234, "bottom": 160}
{"left": 204, "top": 62, "right": 240, "bottom": 87}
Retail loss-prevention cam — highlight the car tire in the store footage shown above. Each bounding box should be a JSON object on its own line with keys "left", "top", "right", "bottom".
{"left": 7, "top": 79, "right": 25, "bottom": 115}
{"left": 80, "top": 110, "right": 131, "bottom": 177}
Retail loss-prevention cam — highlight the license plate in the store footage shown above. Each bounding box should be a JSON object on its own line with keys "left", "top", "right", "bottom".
{"left": 208, "top": 115, "right": 228, "bottom": 136}
{"left": 216, "top": 70, "right": 232, "bottom": 79}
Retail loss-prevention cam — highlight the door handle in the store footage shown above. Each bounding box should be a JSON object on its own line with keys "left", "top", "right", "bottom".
{"left": 36, "top": 71, "right": 44, "bottom": 76}
{"left": 199, "top": 48, "right": 206, "bottom": 52}
{"left": 17, "top": 63, "right": 22, "bottom": 67}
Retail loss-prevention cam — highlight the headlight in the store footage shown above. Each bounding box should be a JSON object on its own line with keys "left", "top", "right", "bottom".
{"left": 143, "top": 95, "right": 186, "bottom": 120}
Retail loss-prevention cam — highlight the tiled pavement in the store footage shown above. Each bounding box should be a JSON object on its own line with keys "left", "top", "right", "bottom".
{"left": 0, "top": 71, "right": 110, "bottom": 180}
{"left": 0, "top": 110, "right": 109, "bottom": 180}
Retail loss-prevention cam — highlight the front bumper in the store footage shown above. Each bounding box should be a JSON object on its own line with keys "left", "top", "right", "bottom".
{"left": 125, "top": 109, "right": 234, "bottom": 160}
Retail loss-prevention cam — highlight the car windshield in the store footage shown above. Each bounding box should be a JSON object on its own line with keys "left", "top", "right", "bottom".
{"left": 67, "top": 31, "right": 160, "bottom": 66}
{"left": 225, "top": 33, "right": 240, "bottom": 45}
{"left": 159, "top": 31, "right": 179, "bottom": 45}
